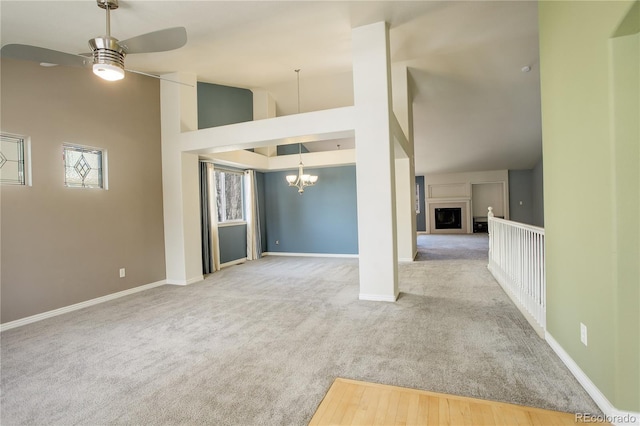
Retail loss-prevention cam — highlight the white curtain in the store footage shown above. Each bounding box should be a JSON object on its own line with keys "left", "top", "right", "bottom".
{"left": 244, "top": 170, "right": 262, "bottom": 260}
{"left": 206, "top": 163, "right": 221, "bottom": 272}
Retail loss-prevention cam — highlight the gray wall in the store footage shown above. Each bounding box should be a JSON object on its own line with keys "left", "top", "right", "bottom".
{"left": 415, "top": 176, "right": 426, "bottom": 231}
{"left": 197, "top": 82, "right": 253, "bottom": 129}
{"left": 508, "top": 160, "right": 544, "bottom": 227}
{"left": 264, "top": 166, "right": 358, "bottom": 254}
{"left": 218, "top": 225, "right": 248, "bottom": 264}
{"left": 532, "top": 159, "right": 544, "bottom": 227}
{"left": 0, "top": 59, "right": 166, "bottom": 323}
{"left": 277, "top": 144, "right": 309, "bottom": 156}
{"left": 508, "top": 170, "right": 534, "bottom": 224}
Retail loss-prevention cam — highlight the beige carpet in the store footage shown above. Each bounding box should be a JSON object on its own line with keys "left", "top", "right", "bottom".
{"left": 0, "top": 234, "right": 600, "bottom": 425}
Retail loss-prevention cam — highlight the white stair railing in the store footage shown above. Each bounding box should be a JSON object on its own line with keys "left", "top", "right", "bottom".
{"left": 487, "top": 207, "right": 546, "bottom": 337}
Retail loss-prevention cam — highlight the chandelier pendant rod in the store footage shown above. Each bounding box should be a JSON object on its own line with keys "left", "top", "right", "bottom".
{"left": 285, "top": 68, "right": 318, "bottom": 194}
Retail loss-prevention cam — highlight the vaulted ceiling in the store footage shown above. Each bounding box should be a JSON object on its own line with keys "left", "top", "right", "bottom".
{"left": 0, "top": 0, "right": 542, "bottom": 175}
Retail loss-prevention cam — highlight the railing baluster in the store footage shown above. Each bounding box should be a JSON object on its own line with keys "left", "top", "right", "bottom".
{"left": 487, "top": 210, "right": 545, "bottom": 336}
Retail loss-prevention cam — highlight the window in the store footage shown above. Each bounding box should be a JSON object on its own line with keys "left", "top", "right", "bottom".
{"left": 215, "top": 169, "right": 244, "bottom": 222}
{"left": 63, "top": 144, "right": 105, "bottom": 188}
{"left": 0, "top": 134, "right": 27, "bottom": 185}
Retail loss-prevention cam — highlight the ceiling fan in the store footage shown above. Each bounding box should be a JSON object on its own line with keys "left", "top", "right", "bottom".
{"left": 0, "top": 0, "right": 187, "bottom": 83}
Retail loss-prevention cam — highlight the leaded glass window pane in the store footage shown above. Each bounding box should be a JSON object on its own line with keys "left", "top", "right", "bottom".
{"left": 214, "top": 169, "right": 244, "bottom": 222}
{"left": 63, "top": 145, "right": 103, "bottom": 188}
{"left": 0, "top": 134, "right": 26, "bottom": 185}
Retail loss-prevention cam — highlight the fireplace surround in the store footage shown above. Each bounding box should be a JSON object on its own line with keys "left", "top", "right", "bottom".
{"left": 428, "top": 201, "right": 470, "bottom": 234}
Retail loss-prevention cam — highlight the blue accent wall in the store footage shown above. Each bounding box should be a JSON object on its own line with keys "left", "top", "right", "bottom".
{"left": 218, "top": 224, "right": 247, "bottom": 264}
{"left": 264, "top": 166, "right": 358, "bottom": 254}
{"left": 415, "top": 176, "right": 426, "bottom": 231}
{"left": 197, "top": 82, "right": 253, "bottom": 129}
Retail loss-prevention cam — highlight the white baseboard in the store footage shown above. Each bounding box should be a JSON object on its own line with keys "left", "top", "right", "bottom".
{"left": 263, "top": 252, "right": 358, "bottom": 259}
{"left": 166, "top": 275, "right": 204, "bottom": 286}
{"left": 0, "top": 280, "right": 167, "bottom": 332}
{"left": 359, "top": 293, "right": 399, "bottom": 302}
{"left": 546, "top": 333, "right": 640, "bottom": 426}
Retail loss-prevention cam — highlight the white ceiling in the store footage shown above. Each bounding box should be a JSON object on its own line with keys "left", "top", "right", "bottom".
{"left": 0, "top": 0, "right": 542, "bottom": 175}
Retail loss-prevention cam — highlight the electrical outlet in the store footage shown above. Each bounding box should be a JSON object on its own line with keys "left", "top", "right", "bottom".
{"left": 275, "top": 240, "right": 279, "bottom": 245}
{"left": 119, "top": 268, "right": 126, "bottom": 278}
{"left": 580, "top": 322, "right": 588, "bottom": 346}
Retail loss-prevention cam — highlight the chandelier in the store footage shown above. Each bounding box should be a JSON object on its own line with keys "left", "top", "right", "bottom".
{"left": 285, "top": 69, "right": 318, "bottom": 194}
{"left": 286, "top": 144, "right": 319, "bottom": 193}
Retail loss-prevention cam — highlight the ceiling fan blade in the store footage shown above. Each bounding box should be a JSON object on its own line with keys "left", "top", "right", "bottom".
{"left": 0, "top": 44, "right": 91, "bottom": 68}
{"left": 118, "top": 27, "right": 187, "bottom": 54}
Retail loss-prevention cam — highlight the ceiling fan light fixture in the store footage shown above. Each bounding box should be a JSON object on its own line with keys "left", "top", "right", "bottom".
{"left": 93, "top": 63, "right": 124, "bottom": 81}
{"left": 89, "top": 36, "right": 125, "bottom": 81}
{"left": 0, "top": 0, "right": 188, "bottom": 86}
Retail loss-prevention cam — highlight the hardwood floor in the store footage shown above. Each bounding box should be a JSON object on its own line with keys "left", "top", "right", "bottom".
{"left": 309, "top": 378, "right": 597, "bottom": 426}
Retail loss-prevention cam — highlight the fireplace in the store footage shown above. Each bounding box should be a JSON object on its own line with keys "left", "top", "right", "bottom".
{"left": 428, "top": 201, "right": 469, "bottom": 234}
{"left": 435, "top": 207, "right": 462, "bottom": 229}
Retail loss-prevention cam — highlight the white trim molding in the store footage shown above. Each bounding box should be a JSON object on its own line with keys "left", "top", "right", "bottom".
{"left": 0, "top": 280, "right": 167, "bottom": 332}
{"left": 263, "top": 252, "right": 358, "bottom": 259}
{"left": 359, "top": 293, "right": 399, "bottom": 302}
{"left": 166, "top": 275, "right": 204, "bottom": 286}
{"left": 546, "top": 333, "right": 640, "bottom": 426}
{"left": 399, "top": 250, "right": 419, "bottom": 263}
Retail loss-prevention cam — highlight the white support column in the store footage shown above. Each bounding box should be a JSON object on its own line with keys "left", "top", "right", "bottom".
{"left": 161, "top": 73, "right": 204, "bottom": 285}
{"left": 352, "top": 22, "right": 398, "bottom": 301}
{"left": 252, "top": 89, "right": 278, "bottom": 157}
{"left": 392, "top": 65, "right": 417, "bottom": 262}
{"left": 252, "top": 89, "right": 276, "bottom": 120}
{"left": 392, "top": 65, "right": 412, "bottom": 140}
{"left": 395, "top": 156, "right": 416, "bottom": 261}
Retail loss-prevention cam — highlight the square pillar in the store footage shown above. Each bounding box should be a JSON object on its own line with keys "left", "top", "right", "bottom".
{"left": 160, "top": 73, "right": 203, "bottom": 285}
{"left": 393, "top": 65, "right": 417, "bottom": 262}
{"left": 352, "top": 22, "right": 398, "bottom": 301}
{"left": 395, "top": 155, "right": 417, "bottom": 261}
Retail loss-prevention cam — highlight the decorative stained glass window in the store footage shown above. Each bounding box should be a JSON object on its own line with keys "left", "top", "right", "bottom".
{"left": 0, "top": 134, "right": 26, "bottom": 185}
{"left": 214, "top": 169, "right": 244, "bottom": 222}
{"left": 63, "top": 145, "right": 104, "bottom": 188}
